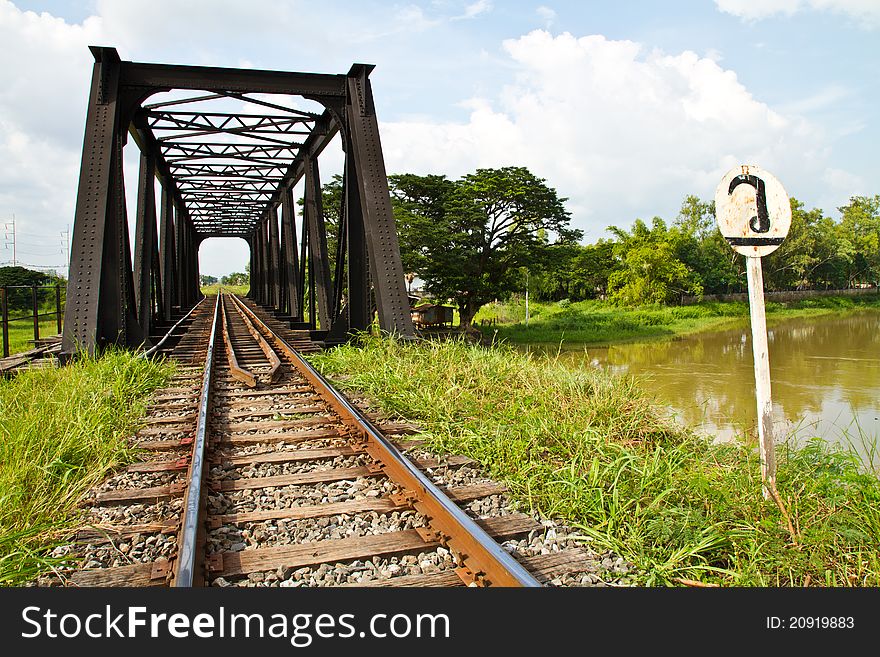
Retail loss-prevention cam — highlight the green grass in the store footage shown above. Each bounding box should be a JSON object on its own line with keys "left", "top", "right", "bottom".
{"left": 0, "top": 350, "right": 174, "bottom": 586}
{"left": 2, "top": 317, "right": 61, "bottom": 356}
{"left": 201, "top": 284, "right": 249, "bottom": 296}
{"left": 475, "top": 294, "right": 880, "bottom": 346}
{"left": 310, "top": 337, "right": 880, "bottom": 587}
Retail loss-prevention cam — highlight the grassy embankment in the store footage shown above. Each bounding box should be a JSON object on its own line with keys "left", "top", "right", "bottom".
{"left": 201, "top": 284, "right": 249, "bottom": 296}
{"left": 310, "top": 336, "right": 880, "bottom": 586}
{"left": 0, "top": 351, "right": 174, "bottom": 586}
{"left": 474, "top": 294, "right": 880, "bottom": 346}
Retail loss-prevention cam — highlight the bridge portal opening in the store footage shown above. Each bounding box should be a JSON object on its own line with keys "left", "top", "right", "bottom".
{"left": 198, "top": 237, "right": 250, "bottom": 291}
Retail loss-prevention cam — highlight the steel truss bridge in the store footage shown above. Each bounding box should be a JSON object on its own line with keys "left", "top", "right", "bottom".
{"left": 62, "top": 46, "right": 414, "bottom": 358}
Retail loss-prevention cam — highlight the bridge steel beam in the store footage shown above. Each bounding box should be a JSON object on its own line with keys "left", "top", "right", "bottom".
{"left": 345, "top": 145, "right": 370, "bottom": 334}
{"left": 279, "top": 188, "right": 301, "bottom": 321}
{"left": 267, "top": 207, "right": 281, "bottom": 312}
{"left": 159, "top": 185, "right": 176, "bottom": 323}
{"left": 132, "top": 150, "right": 157, "bottom": 342}
{"left": 344, "top": 65, "right": 413, "bottom": 338}
{"left": 303, "top": 155, "right": 333, "bottom": 331}
{"left": 174, "top": 201, "right": 188, "bottom": 309}
{"left": 62, "top": 47, "right": 143, "bottom": 357}
{"left": 63, "top": 46, "right": 414, "bottom": 358}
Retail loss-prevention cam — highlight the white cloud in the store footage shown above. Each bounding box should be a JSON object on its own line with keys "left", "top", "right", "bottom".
{"left": 822, "top": 167, "right": 865, "bottom": 197}
{"left": 777, "top": 84, "right": 850, "bottom": 114}
{"left": 715, "top": 0, "right": 880, "bottom": 28}
{"left": 454, "top": 0, "right": 493, "bottom": 20}
{"left": 94, "top": 0, "right": 299, "bottom": 50}
{"left": 536, "top": 6, "right": 556, "bottom": 28}
{"left": 0, "top": 2, "right": 869, "bottom": 278}
{"left": 379, "top": 30, "right": 853, "bottom": 238}
{"left": 0, "top": 1, "right": 108, "bottom": 271}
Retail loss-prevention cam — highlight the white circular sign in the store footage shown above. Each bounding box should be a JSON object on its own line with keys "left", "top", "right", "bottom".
{"left": 714, "top": 164, "right": 791, "bottom": 257}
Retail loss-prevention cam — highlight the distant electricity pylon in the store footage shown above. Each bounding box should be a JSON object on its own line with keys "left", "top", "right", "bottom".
{"left": 2, "top": 215, "right": 15, "bottom": 266}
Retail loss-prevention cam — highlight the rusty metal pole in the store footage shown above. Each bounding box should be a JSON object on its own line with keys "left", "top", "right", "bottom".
{"left": 32, "top": 284, "right": 40, "bottom": 343}
{"left": 1, "top": 286, "right": 8, "bottom": 357}
{"left": 55, "top": 283, "right": 62, "bottom": 335}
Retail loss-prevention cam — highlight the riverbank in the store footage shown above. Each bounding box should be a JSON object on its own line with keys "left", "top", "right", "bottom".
{"left": 474, "top": 294, "right": 880, "bottom": 347}
{"left": 310, "top": 336, "right": 880, "bottom": 586}
{"left": 0, "top": 351, "right": 173, "bottom": 585}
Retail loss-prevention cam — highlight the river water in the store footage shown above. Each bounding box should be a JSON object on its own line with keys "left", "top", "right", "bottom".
{"left": 525, "top": 311, "right": 880, "bottom": 467}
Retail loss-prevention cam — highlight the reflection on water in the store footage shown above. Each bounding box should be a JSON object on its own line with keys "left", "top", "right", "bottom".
{"left": 524, "top": 311, "right": 880, "bottom": 466}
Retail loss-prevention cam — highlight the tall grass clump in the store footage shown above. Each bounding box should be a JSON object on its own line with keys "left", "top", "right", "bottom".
{"left": 310, "top": 336, "right": 880, "bottom": 586}
{"left": 0, "top": 350, "right": 174, "bottom": 585}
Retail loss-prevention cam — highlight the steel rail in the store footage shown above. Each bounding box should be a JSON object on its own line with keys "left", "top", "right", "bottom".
{"left": 172, "top": 293, "right": 220, "bottom": 587}
{"left": 220, "top": 294, "right": 256, "bottom": 387}
{"left": 227, "top": 294, "right": 542, "bottom": 587}
{"left": 142, "top": 296, "right": 207, "bottom": 358}
{"left": 225, "top": 292, "right": 282, "bottom": 383}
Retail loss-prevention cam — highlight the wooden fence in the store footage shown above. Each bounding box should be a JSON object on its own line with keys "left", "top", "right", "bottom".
{"left": 0, "top": 284, "right": 64, "bottom": 357}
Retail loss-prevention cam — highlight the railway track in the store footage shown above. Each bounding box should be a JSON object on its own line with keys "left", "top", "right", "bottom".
{"left": 49, "top": 291, "right": 604, "bottom": 588}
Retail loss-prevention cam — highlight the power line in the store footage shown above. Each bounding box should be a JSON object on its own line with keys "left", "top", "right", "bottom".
{"left": 0, "top": 260, "right": 67, "bottom": 271}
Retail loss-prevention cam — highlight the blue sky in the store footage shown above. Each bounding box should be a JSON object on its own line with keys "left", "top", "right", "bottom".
{"left": 1, "top": 0, "right": 877, "bottom": 277}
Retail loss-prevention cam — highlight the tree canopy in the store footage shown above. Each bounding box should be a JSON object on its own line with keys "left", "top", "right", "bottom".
{"left": 312, "top": 168, "right": 878, "bottom": 320}
{"left": 391, "top": 166, "right": 580, "bottom": 328}
{"left": 220, "top": 272, "right": 249, "bottom": 286}
{"left": 0, "top": 266, "right": 57, "bottom": 308}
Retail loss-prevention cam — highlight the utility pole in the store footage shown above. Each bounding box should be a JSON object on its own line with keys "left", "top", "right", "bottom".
{"left": 3, "top": 215, "right": 14, "bottom": 265}
{"left": 525, "top": 269, "right": 530, "bottom": 327}
{"left": 61, "top": 226, "right": 71, "bottom": 272}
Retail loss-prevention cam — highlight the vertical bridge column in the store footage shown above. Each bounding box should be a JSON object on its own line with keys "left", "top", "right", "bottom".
{"left": 159, "top": 186, "right": 176, "bottom": 322}
{"left": 345, "top": 141, "right": 370, "bottom": 333}
{"left": 303, "top": 155, "right": 333, "bottom": 331}
{"left": 279, "top": 188, "right": 301, "bottom": 320}
{"left": 62, "top": 46, "right": 143, "bottom": 357}
{"left": 268, "top": 207, "right": 281, "bottom": 311}
{"left": 345, "top": 65, "right": 414, "bottom": 338}
{"left": 133, "top": 151, "right": 157, "bottom": 342}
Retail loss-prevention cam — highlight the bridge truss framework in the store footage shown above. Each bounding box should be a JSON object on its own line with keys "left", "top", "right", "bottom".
{"left": 62, "top": 46, "right": 414, "bottom": 357}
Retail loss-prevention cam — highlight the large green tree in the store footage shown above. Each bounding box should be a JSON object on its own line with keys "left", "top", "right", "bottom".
{"left": 670, "top": 195, "right": 743, "bottom": 295}
{"left": 606, "top": 218, "right": 703, "bottom": 305}
{"left": 392, "top": 167, "right": 579, "bottom": 329}
{"left": 838, "top": 195, "right": 880, "bottom": 287}
{"left": 389, "top": 173, "right": 458, "bottom": 276}
{"left": 762, "top": 198, "right": 853, "bottom": 291}
{"left": 569, "top": 240, "right": 617, "bottom": 299}
{"left": 0, "top": 266, "right": 53, "bottom": 309}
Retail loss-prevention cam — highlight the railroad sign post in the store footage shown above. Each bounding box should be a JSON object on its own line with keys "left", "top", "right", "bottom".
{"left": 715, "top": 164, "right": 791, "bottom": 500}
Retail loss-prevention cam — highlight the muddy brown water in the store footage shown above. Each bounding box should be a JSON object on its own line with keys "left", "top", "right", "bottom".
{"left": 524, "top": 310, "right": 880, "bottom": 468}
